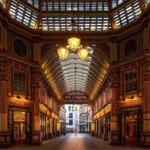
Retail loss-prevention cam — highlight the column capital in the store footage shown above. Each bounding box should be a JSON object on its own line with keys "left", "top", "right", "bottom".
{"left": 107, "top": 68, "right": 119, "bottom": 88}
{"left": 32, "top": 68, "right": 42, "bottom": 88}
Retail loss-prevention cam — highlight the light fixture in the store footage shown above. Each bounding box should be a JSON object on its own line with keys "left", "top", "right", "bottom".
{"left": 57, "top": 19, "right": 89, "bottom": 60}
{"left": 68, "top": 37, "right": 80, "bottom": 51}
{"left": 57, "top": 46, "right": 69, "bottom": 60}
{"left": 78, "top": 48, "right": 89, "bottom": 60}
{"left": 67, "top": 19, "right": 81, "bottom": 51}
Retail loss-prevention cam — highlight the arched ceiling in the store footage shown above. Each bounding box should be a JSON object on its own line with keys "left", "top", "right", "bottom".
{"left": 41, "top": 45, "right": 110, "bottom": 102}
{"left": 0, "top": 0, "right": 149, "bottom": 104}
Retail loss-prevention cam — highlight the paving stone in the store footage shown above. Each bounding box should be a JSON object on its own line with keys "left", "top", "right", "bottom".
{"left": 0, "top": 133, "right": 146, "bottom": 150}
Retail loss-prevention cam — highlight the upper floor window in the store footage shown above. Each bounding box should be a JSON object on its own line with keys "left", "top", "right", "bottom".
{"left": 13, "top": 69, "right": 26, "bottom": 93}
{"left": 69, "top": 113, "right": 73, "bottom": 118}
{"left": 69, "top": 119, "right": 73, "bottom": 125}
{"left": 68, "top": 106, "right": 71, "bottom": 111}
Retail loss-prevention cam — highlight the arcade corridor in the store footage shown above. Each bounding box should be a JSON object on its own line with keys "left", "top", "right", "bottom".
{"left": 0, "top": 133, "right": 146, "bottom": 150}
{"left": 0, "top": 0, "right": 150, "bottom": 149}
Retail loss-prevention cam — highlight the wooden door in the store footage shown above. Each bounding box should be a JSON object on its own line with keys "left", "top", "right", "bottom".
{"left": 14, "top": 122, "right": 26, "bottom": 145}
{"left": 125, "top": 122, "right": 137, "bottom": 146}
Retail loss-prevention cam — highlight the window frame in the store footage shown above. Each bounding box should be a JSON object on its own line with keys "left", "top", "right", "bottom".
{"left": 13, "top": 68, "right": 27, "bottom": 94}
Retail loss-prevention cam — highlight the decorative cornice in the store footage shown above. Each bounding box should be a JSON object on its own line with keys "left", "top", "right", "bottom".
{"left": 8, "top": 98, "right": 33, "bottom": 107}
{"left": 93, "top": 104, "right": 112, "bottom": 120}
{"left": 118, "top": 99, "right": 143, "bottom": 108}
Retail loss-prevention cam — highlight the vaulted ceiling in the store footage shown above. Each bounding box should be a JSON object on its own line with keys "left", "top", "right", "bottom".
{"left": 0, "top": 0, "right": 149, "bottom": 104}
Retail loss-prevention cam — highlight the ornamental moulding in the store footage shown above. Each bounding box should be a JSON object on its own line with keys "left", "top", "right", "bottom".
{"left": 93, "top": 104, "right": 112, "bottom": 120}
{"left": 8, "top": 98, "right": 33, "bottom": 107}
{"left": 117, "top": 99, "right": 143, "bottom": 108}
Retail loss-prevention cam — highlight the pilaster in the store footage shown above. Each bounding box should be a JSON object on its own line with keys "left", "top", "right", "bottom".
{"left": 140, "top": 55, "right": 150, "bottom": 148}
{"left": 91, "top": 120, "right": 95, "bottom": 137}
{"left": 48, "top": 118, "right": 53, "bottom": 138}
{"left": 56, "top": 121, "right": 60, "bottom": 136}
{"left": 0, "top": 57, "right": 11, "bottom": 147}
{"left": 30, "top": 68, "right": 42, "bottom": 145}
{"left": 108, "top": 68, "right": 120, "bottom": 145}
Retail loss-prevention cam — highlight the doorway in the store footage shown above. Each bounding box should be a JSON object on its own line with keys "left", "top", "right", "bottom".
{"left": 9, "top": 108, "right": 31, "bottom": 145}
{"left": 14, "top": 122, "right": 26, "bottom": 144}
{"left": 120, "top": 108, "right": 142, "bottom": 146}
{"left": 125, "top": 122, "right": 137, "bottom": 145}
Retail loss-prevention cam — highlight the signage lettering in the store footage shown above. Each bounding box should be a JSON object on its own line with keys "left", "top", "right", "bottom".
{"left": 64, "top": 95, "right": 87, "bottom": 100}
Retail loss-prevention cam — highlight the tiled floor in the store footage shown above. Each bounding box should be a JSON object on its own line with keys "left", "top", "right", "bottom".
{"left": 1, "top": 133, "right": 146, "bottom": 150}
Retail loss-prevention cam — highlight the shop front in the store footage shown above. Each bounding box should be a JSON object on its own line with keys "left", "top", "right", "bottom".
{"left": 104, "top": 114, "right": 111, "bottom": 141}
{"left": 9, "top": 107, "right": 31, "bottom": 145}
{"left": 119, "top": 107, "right": 142, "bottom": 146}
{"left": 40, "top": 112, "right": 47, "bottom": 141}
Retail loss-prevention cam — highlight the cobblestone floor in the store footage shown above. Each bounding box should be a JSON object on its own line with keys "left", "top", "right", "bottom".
{"left": 0, "top": 133, "right": 146, "bottom": 150}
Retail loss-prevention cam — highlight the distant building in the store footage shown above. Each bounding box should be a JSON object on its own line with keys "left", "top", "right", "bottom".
{"left": 65, "top": 104, "right": 92, "bottom": 133}
{"left": 65, "top": 104, "right": 80, "bottom": 132}
{"left": 78, "top": 105, "right": 92, "bottom": 133}
{"left": 59, "top": 105, "right": 66, "bottom": 135}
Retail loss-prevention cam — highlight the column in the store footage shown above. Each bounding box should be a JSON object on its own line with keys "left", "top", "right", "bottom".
{"left": 91, "top": 120, "right": 95, "bottom": 136}
{"left": 57, "top": 120, "right": 60, "bottom": 136}
{"left": 48, "top": 118, "right": 53, "bottom": 139}
{"left": 53, "top": 119, "right": 56, "bottom": 138}
{"left": 140, "top": 56, "right": 150, "bottom": 148}
{"left": 45, "top": 115, "right": 48, "bottom": 140}
{"left": 98, "top": 118, "right": 101, "bottom": 138}
{"left": 96, "top": 119, "right": 98, "bottom": 137}
{"left": 49, "top": 95, "right": 53, "bottom": 138}
{"left": 109, "top": 69, "right": 120, "bottom": 145}
{"left": 30, "top": 69, "right": 41, "bottom": 145}
{"left": 0, "top": 58, "right": 11, "bottom": 147}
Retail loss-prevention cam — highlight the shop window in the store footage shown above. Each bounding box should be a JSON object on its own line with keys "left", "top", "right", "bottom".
{"left": 13, "top": 69, "right": 26, "bottom": 93}
{"left": 40, "top": 113, "right": 46, "bottom": 141}
{"left": 124, "top": 69, "right": 137, "bottom": 93}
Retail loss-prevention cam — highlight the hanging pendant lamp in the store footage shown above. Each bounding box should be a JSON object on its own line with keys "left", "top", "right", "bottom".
{"left": 57, "top": 46, "right": 69, "bottom": 60}
{"left": 78, "top": 48, "right": 89, "bottom": 60}
{"left": 67, "top": 37, "right": 81, "bottom": 51}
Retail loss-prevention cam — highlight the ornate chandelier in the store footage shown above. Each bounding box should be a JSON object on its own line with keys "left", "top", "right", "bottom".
{"left": 57, "top": 19, "right": 89, "bottom": 60}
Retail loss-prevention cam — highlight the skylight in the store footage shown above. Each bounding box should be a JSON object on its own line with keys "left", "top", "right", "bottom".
{"left": 113, "top": 0, "right": 141, "bottom": 29}
{"left": 1, "top": 0, "right": 148, "bottom": 102}
{"left": 26, "top": 0, "right": 39, "bottom": 9}
{"left": 9, "top": 0, "right": 37, "bottom": 28}
{"left": 0, "top": 0, "right": 147, "bottom": 31}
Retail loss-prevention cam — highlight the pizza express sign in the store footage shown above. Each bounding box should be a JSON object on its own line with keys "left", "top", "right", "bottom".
{"left": 64, "top": 95, "right": 87, "bottom": 100}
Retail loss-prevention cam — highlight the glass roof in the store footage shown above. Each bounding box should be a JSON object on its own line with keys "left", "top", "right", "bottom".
{"left": 41, "top": 45, "right": 110, "bottom": 102}
{"left": 0, "top": 0, "right": 149, "bottom": 31}
{"left": 0, "top": 0, "right": 150, "bottom": 103}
